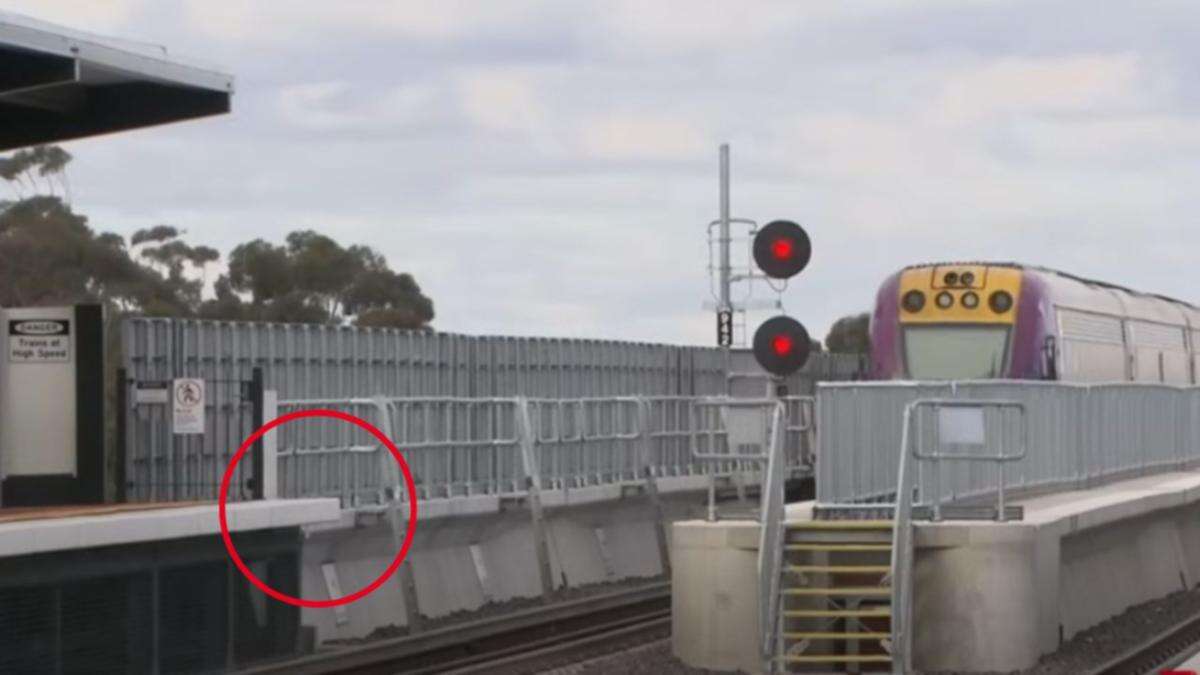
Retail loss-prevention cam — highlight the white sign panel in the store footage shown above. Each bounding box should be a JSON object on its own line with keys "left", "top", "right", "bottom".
{"left": 172, "top": 378, "right": 206, "bottom": 435}
{"left": 8, "top": 318, "right": 71, "bottom": 363}
{"left": 134, "top": 384, "right": 170, "bottom": 405}
{"left": 938, "top": 407, "right": 986, "bottom": 445}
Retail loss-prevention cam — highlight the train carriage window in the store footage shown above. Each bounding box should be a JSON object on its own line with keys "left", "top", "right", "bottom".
{"left": 903, "top": 326, "right": 1009, "bottom": 380}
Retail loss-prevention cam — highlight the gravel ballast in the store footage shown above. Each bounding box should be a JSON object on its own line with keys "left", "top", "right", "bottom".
{"left": 542, "top": 639, "right": 743, "bottom": 675}
{"left": 928, "top": 584, "right": 1200, "bottom": 674}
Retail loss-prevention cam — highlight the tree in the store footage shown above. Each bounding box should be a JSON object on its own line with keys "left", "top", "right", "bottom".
{"left": 1, "top": 145, "right": 436, "bottom": 331}
{"left": 221, "top": 230, "right": 434, "bottom": 329}
{"left": 825, "top": 312, "right": 870, "bottom": 354}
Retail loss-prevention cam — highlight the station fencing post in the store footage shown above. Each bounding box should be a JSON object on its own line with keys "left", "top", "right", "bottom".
{"left": 249, "top": 367, "right": 265, "bottom": 500}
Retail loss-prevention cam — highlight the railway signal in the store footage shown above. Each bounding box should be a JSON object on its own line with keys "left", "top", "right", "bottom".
{"left": 752, "top": 315, "right": 811, "bottom": 376}
{"left": 749, "top": 219, "right": 813, "bottom": 376}
{"left": 752, "top": 220, "right": 811, "bottom": 279}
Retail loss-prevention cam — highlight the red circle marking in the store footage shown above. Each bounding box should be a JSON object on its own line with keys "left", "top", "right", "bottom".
{"left": 218, "top": 408, "right": 418, "bottom": 608}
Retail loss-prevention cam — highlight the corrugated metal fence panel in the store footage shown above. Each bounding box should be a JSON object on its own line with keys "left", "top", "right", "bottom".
{"left": 124, "top": 318, "right": 863, "bottom": 400}
{"left": 817, "top": 381, "right": 1200, "bottom": 505}
{"left": 123, "top": 319, "right": 723, "bottom": 399}
{"left": 122, "top": 318, "right": 860, "bottom": 503}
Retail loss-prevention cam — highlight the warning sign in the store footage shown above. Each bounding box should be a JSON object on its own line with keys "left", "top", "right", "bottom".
{"left": 172, "top": 378, "right": 206, "bottom": 435}
{"left": 8, "top": 319, "right": 71, "bottom": 363}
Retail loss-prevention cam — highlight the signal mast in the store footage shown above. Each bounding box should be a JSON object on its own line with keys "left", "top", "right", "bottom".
{"left": 705, "top": 144, "right": 812, "bottom": 395}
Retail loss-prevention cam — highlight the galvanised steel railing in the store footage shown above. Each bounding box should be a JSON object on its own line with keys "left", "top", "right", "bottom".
{"left": 889, "top": 399, "right": 1029, "bottom": 675}
{"left": 268, "top": 395, "right": 817, "bottom": 511}
{"left": 817, "top": 381, "right": 1200, "bottom": 507}
{"left": 754, "top": 402, "right": 789, "bottom": 668}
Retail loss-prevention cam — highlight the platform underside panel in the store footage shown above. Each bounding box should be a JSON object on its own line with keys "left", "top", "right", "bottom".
{"left": 0, "top": 528, "right": 301, "bottom": 674}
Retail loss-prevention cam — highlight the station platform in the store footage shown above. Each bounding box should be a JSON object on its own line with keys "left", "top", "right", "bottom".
{"left": 671, "top": 470, "right": 1200, "bottom": 674}
{"left": 0, "top": 498, "right": 339, "bottom": 558}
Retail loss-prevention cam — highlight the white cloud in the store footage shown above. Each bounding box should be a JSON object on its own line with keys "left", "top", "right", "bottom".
{"left": 275, "top": 81, "right": 441, "bottom": 132}
{"left": 182, "top": 0, "right": 551, "bottom": 43}
{"left": 931, "top": 54, "right": 1142, "bottom": 124}
{"left": 577, "top": 113, "right": 709, "bottom": 161}
{"left": 1, "top": 0, "right": 141, "bottom": 33}
{"left": 455, "top": 69, "right": 548, "bottom": 134}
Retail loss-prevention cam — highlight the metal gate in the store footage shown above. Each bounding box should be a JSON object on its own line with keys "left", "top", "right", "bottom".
{"left": 117, "top": 368, "right": 264, "bottom": 503}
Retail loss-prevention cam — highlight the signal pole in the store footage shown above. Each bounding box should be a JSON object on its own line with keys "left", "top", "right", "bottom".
{"left": 719, "top": 143, "right": 731, "bottom": 315}
{"left": 718, "top": 144, "right": 732, "bottom": 394}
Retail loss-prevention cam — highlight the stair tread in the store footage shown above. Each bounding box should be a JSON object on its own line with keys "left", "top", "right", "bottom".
{"left": 784, "top": 608, "right": 892, "bottom": 618}
{"left": 786, "top": 543, "right": 892, "bottom": 551}
{"left": 784, "top": 586, "right": 890, "bottom": 596}
{"left": 789, "top": 519, "right": 893, "bottom": 530}
{"left": 782, "top": 655, "right": 893, "bottom": 663}
{"left": 788, "top": 564, "right": 891, "bottom": 573}
{"left": 784, "top": 631, "right": 890, "bottom": 640}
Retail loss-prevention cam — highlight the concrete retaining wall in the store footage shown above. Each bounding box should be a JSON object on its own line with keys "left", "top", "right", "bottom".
{"left": 300, "top": 492, "right": 706, "bottom": 642}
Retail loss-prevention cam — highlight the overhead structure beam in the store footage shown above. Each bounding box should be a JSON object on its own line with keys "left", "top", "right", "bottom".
{"left": 0, "top": 11, "right": 233, "bottom": 150}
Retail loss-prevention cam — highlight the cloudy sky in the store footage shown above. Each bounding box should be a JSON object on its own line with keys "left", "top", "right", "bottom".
{"left": 4, "top": 1, "right": 1200, "bottom": 346}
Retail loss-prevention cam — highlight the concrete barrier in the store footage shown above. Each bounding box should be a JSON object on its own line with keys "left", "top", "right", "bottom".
{"left": 300, "top": 492, "right": 706, "bottom": 643}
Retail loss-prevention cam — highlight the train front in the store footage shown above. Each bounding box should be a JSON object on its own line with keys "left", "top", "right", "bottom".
{"left": 869, "top": 263, "right": 1041, "bottom": 380}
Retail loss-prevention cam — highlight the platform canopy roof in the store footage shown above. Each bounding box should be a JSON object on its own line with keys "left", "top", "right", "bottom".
{"left": 0, "top": 11, "right": 233, "bottom": 151}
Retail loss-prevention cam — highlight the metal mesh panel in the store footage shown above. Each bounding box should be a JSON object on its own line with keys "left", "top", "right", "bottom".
{"left": 0, "top": 574, "right": 153, "bottom": 674}
{"left": 0, "top": 541, "right": 300, "bottom": 675}
{"left": 817, "top": 381, "right": 1200, "bottom": 505}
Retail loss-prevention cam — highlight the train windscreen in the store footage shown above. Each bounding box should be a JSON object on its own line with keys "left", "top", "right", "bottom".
{"left": 903, "top": 326, "right": 1010, "bottom": 379}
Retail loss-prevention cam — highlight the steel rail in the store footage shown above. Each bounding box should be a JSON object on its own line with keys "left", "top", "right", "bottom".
{"left": 235, "top": 581, "right": 670, "bottom": 675}
{"left": 1084, "top": 610, "right": 1200, "bottom": 675}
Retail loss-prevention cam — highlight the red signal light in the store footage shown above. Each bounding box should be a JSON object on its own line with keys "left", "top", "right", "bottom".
{"left": 772, "top": 334, "right": 793, "bottom": 356}
{"left": 753, "top": 315, "right": 811, "bottom": 377}
{"left": 753, "top": 220, "right": 811, "bottom": 279}
{"left": 770, "top": 237, "right": 794, "bottom": 261}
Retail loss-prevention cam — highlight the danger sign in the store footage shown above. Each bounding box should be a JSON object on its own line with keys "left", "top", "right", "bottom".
{"left": 8, "top": 319, "right": 71, "bottom": 363}
{"left": 172, "top": 378, "right": 205, "bottom": 435}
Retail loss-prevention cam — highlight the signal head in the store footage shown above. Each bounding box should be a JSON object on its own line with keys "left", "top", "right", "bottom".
{"left": 753, "top": 315, "right": 811, "bottom": 376}
{"left": 753, "top": 220, "right": 811, "bottom": 279}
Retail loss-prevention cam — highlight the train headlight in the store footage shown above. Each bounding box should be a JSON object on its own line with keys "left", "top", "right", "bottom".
{"left": 902, "top": 290, "right": 925, "bottom": 313}
{"left": 936, "top": 291, "right": 954, "bottom": 309}
{"left": 960, "top": 271, "right": 975, "bottom": 286}
{"left": 962, "top": 291, "right": 980, "bottom": 309}
{"left": 943, "top": 271, "right": 959, "bottom": 286}
{"left": 989, "top": 290, "right": 1013, "bottom": 313}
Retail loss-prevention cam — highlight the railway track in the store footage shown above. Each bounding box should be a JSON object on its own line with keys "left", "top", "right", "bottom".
{"left": 238, "top": 582, "right": 671, "bottom": 675}
{"left": 1085, "top": 609, "right": 1200, "bottom": 675}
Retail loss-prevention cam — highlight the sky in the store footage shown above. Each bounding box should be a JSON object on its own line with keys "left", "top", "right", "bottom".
{"left": 4, "top": 1, "right": 1200, "bottom": 347}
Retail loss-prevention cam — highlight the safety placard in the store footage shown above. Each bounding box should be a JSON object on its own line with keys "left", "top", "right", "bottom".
{"left": 172, "top": 378, "right": 206, "bottom": 435}
{"left": 8, "top": 318, "right": 71, "bottom": 363}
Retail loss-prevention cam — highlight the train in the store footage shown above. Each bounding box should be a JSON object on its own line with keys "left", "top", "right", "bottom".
{"left": 869, "top": 262, "right": 1200, "bottom": 383}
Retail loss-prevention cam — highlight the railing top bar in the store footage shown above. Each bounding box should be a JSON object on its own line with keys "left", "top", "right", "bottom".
{"left": 525, "top": 396, "right": 645, "bottom": 403}
{"left": 906, "top": 398, "right": 1026, "bottom": 409}
{"left": 377, "top": 396, "right": 523, "bottom": 404}
{"left": 690, "top": 398, "right": 786, "bottom": 408}
{"left": 278, "top": 398, "right": 383, "bottom": 406}
{"left": 820, "top": 379, "right": 1200, "bottom": 391}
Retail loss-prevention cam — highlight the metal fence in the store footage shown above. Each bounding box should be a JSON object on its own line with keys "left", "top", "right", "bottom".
{"left": 271, "top": 395, "right": 816, "bottom": 510}
{"left": 122, "top": 318, "right": 729, "bottom": 399}
{"left": 121, "top": 374, "right": 262, "bottom": 503}
{"left": 120, "top": 317, "right": 857, "bottom": 503}
{"left": 816, "top": 381, "right": 1200, "bottom": 506}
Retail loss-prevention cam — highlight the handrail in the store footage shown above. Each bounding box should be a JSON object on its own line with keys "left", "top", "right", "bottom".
{"left": 890, "top": 398, "right": 1029, "bottom": 674}
{"left": 890, "top": 402, "right": 917, "bottom": 675}
{"left": 757, "top": 401, "right": 788, "bottom": 670}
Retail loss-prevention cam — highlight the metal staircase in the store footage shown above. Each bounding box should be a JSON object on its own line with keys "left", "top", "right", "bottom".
{"left": 772, "top": 517, "right": 895, "bottom": 672}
